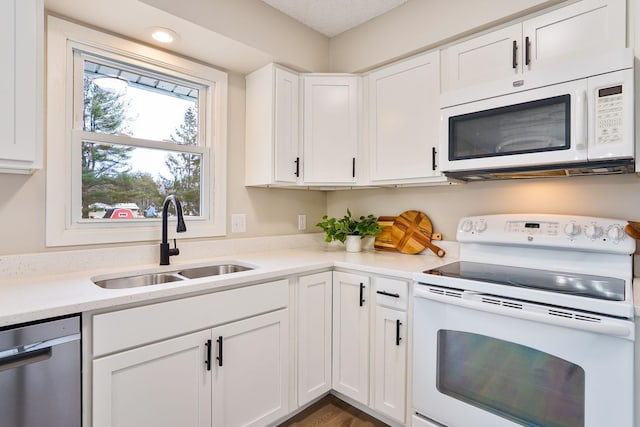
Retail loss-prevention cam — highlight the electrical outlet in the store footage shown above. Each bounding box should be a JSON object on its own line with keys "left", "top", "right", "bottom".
{"left": 298, "top": 214, "right": 307, "bottom": 231}
{"left": 231, "top": 213, "right": 247, "bottom": 233}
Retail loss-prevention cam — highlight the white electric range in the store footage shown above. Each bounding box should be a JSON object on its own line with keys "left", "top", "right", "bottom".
{"left": 412, "top": 214, "right": 635, "bottom": 427}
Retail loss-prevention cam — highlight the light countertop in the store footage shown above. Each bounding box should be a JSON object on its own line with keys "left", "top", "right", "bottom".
{"left": 0, "top": 243, "right": 456, "bottom": 328}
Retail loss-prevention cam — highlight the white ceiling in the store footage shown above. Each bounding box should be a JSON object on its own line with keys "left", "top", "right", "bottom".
{"left": 260, "top": 0, "right": 408, "bottom": 37}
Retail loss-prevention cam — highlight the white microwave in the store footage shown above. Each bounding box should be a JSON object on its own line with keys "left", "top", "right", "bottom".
{"left": 439, "top": 49, "right": 634, "bottom": 180}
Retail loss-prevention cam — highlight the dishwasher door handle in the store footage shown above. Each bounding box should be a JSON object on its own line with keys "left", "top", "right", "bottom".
{"left": 0, "top": 333, "right": 80, "bottom": 373}
{"left": 0, "top": 348, "right": 52, "bottom": 372}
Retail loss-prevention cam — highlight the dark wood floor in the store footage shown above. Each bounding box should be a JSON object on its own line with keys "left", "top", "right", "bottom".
{"left": 278, "top": 395, "right": 389, "bottom": 427}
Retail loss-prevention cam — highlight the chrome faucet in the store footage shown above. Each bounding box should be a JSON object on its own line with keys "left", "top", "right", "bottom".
{"left": 160, "top": 195, "right": 187, "bottom": 265}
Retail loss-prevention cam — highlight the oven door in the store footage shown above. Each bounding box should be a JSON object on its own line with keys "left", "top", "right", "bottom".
{"left": 412, "top": 284, "right": 634, "bottom": 427}
{"left": 439, "top": 78, "right": 588, "bottom": 174}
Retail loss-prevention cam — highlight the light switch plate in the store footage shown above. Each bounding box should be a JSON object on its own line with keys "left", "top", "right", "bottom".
{"left": 231, "top": 214, "right": 247, "bottom": 233}
{"left": 298, "top": 214, "right": 307, "bottom": 231}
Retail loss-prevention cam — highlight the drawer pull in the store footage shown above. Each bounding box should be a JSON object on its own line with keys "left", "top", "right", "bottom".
{"left": 376, "top": 290, "right": 400, "bottom": 298}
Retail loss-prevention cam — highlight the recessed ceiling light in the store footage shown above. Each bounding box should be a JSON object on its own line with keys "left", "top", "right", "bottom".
{"left": 150, "top": 27, "right": 178, "bottom": 43}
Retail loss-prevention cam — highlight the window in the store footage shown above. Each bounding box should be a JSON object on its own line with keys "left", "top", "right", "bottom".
{"left": 46, "top": 16, "right": 227, "bottom": 246}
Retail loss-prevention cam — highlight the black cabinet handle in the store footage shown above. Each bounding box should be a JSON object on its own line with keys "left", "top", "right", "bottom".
{"left": 396, "top": 320, "right": 402, "bottom": 346}
{"left": 352, "top": 157, "right": 356, "bottom": 178}
{"left": 376, "top": 290, "right": 400, "bottom": 298}
{"left": 205, "top": 339, "right": 212, "bottom": 371}
{"left": 359, "top": 282, "right": 365, "bottom": 307}
{"left": 216, "top": 336, "right": 223, "bottom": 367}
{"left": 294, "top": 157, "right": 300, "bottom": 177}
{"left": 431, "top": 147, "right": 437, "bottom": 171}
{"left": 512, "top": 40, "right": 518, "bottom": 69}
{"left": 525, "top": 36, "right": 531, "bottom": 66}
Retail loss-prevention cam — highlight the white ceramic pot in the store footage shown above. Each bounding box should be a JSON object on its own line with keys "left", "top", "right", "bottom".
{"left": 361, "top": 236, "right": 375, "bottom": 251}
{"left": 345, "top": 235, "right": 362, "bottom": 253}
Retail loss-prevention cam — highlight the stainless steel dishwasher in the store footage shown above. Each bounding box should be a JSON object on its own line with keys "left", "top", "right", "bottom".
{"left": 0, "top": 315, "right": 81, "bottom": 427}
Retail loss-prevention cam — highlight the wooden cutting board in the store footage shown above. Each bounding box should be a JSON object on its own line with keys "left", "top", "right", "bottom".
{"left": 390, "top": 210, "right": 445, "bottom": 257}
{"left": 374, "top": 216, "right": 397, "bottom": 251}
{"left": 375, "top": 214, "right": 443, "bottom": 252}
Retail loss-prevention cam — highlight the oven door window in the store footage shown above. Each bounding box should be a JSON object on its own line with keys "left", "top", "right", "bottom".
{"left": 449, "top": 95, "right": 571, "bottom": 160}
{"left": 437, "top": 330, "right": 584, "bottom": 427}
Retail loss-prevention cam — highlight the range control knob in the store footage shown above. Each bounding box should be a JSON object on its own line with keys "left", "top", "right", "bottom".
{"left": 460, "top": 220, "right": 473, "bottom": 232}
{"left": 606, "top": 225, "right": 625, "bottom": 243}
{"left": 563, "top": 222, "right": 581, "bottom": 237}
{"left": 584, "top": 224, "right": 603, "bottom": 240}
{"left": 474, "top": 220, "right": 487, "bottom": 233}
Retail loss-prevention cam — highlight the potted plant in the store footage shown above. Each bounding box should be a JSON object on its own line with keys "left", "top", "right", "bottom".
{"left": 316, "top": 209, "right": 383, "bottom": 252}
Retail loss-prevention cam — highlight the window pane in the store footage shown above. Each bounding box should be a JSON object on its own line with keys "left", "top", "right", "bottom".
{"left": 83, "top": 59, "right": 200, "bottom": 143}
{"left": 437, "top": 330, "right": 584, "bottom": 427}
{"left": 81, "top": 141, "right": 201, "bottom": 219}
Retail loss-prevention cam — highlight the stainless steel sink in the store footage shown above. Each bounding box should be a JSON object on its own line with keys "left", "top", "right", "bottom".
{"left": 92, "top": 263, "right": 255, "bottom": 289}
{"left": 94, "top": 272, "right": 184, "bottom": 289}
{"left": 177, "top": 264, "right": 253, "bottom": 279}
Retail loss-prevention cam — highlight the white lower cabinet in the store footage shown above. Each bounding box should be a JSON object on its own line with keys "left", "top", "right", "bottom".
{"left": 211, "top": 310, "right": 289, "bottom": 427}
{"left": 373, "top": 307, "right": 407, "bottom": 423}
{"left": 372, "top": 277, "right": 409, "bottom": 424}
{"left": 297, "top": 271, "right": 332, "bottom": 406}
{"left": 93, "top": 330, "right": 212, "bottom": 427}
{"left": 90, "top": 272, "right": 411, "bottom": 427}
{"left": 332, "top": 271, "right": 370, "bottom": 405}
{"left": 91, "top": 279, "right": 289, "bottom": 427}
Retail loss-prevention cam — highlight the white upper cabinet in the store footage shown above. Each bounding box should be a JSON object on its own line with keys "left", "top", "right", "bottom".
{"left": 442, "top": 24, "right": 522, "bottom": 93}
{"left": 302, "top": 75, "right": 360, "bottom": 184}
{"left": 245, "top": 64, "right": 300, "bottom": 186}
{"left": 442, "top": 0, "right": 625, "bottom": 92}
{"left": 0, "top": 0, "right": 43, "bottom": 174}
{"left": 522, "top": 0, "right": 625, "bottom": 71}
{"left": 368, "top": 51, "right": 447, "bottom": 184}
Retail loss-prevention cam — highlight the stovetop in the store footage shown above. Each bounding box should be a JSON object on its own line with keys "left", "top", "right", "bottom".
{"left": 415, "top": 214, "right": 636, "bottom": 319}
{"left": 425, "top": 261, "right": 625, "bottom": 302}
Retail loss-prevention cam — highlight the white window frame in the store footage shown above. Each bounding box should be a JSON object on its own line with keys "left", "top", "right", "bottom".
{"left": 46, "top": 16, "right": 227, "bottom": 246}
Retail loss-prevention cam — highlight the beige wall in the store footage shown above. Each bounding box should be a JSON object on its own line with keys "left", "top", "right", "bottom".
{"left": 329, "top": 0, "right": 564, "bottom": 72}
{"left": 327, "top": 175, "right": 640, "bottom": 241}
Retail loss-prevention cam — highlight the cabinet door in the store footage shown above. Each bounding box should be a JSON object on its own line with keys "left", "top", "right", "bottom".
{"left": 441, "top": 24, "right": 521, "bottom": 92}
{"left": 332, "top": 271, "right": 370, "bottom": 405}
{"left": 303, "top": 75, "right": 359, "bottom": 184}
{"left": 373, "top": 307, "right": 407, "bottom": 423}
{"left": 0, "top": 0, "right": 42, "bottom": 172}
{"left": 211, "top": 309, "right": 289, "bottom": 427}
{"left": 273, "top": 67, "right": 300, "bottom": 183}
{"left": 298, "top": 271, "right": 332, "bottom": 406}
{"left": 245, "top": 64, "right": 299, "bottom": 186}
{"left": 92, "top": 330, "right": 212, "bottom": 427}
{"left": 369, "top": 52, "right": 442, "bottom": 183}
{"left": 523, "top": 0, "right": 625, "bottom": 73}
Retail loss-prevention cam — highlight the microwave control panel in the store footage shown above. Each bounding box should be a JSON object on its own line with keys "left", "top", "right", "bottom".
{"left": 595, "top": 85, "right": 624, "bottom": 146}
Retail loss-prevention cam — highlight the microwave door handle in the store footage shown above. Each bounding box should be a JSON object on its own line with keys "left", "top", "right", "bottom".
{"left": 575, "top": 89, "right": 588, "bottom": 152}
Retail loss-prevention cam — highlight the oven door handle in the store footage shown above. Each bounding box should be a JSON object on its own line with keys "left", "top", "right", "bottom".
{"left": 414, "top": 287, "right": 633, "bottom": 339}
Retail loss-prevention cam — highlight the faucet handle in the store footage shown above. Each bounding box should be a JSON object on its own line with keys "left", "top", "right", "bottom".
{"left": 168, "top": 238, "right": 180, "bottom": 257}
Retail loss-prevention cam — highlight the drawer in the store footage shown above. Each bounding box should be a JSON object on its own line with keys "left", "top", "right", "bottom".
{"left": 374, "top": 277, "right": 408, "bottom": 310}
